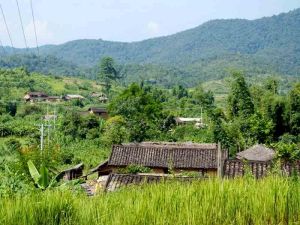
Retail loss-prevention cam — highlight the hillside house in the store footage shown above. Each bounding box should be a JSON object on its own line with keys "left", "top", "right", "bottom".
{"left": 24, "top": 92, "right": 48, "bottom": 102}
{"left": 63, "top": 94, "right": 85, "bottom": 101}
{"left": 56, "top": 163, "right": 84, "bottom": 181}
{"left": 88, "top": 107, "right": 108, "bottom": 119}
{"left": 90, "top": 92, "right": 108, "bottom": 103}
{"left": 91, "top": 142, "right": 228, "bottom": 177}
{"left": 175, "top": 117, "right": 206, "bottom": 128}
{"left": 46, "top": 96, "right": 61, "bottom": 102}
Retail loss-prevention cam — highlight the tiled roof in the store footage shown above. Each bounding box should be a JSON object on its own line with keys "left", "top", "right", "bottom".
{"left": 88, "top": 107, "right": 107, "bottom": 113}
{"left": 105, "top": 173, "right": 201, "bottom": 191}
{"left": 107, "top": 144, "right": 220, "bottom": 169}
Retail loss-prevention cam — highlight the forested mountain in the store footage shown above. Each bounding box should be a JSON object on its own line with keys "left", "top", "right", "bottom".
{"left": 1, "top": 8, "right": 300, "bottom": 86}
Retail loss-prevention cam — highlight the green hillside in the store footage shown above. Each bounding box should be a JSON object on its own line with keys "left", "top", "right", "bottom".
{"left": 1, "top": 9, "right": 300, "bottom": 85}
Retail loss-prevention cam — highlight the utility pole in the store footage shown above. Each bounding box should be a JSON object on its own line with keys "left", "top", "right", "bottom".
{"left": 53, "top": 104, "right": 57, "bottom": 131}
{"left": 38, "top": 123, "right": 51, "bottom": 151}
{"left": 40, "top": 124, "right": 44, "bottom": 151}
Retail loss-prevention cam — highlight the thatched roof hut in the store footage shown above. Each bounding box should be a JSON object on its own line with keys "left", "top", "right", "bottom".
{"left": 236, "top": 144, "right": 276, "bottom": 162}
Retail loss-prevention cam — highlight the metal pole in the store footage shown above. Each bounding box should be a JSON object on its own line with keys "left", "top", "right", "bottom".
{"left": 40, "top": 124, "right": 44, "bottom": 151}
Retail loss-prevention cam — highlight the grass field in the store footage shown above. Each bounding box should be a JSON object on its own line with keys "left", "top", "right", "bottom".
{"left": 1, "top": 176, "right": 300, "bottom": 225}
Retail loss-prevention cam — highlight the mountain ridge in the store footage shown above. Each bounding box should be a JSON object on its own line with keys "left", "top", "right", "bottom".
{"left": 0, "top": 8, "right": 299, "bottom": 86}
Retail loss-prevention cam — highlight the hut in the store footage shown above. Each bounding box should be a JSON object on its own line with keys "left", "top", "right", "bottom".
{"left": 90, "top": 92, "right": 108, "bottom": 103}
{"left": 57, "top": 163, "right": 84, "bottom": 181}
{"left": 88, "top": 107, "right": 108, "bottom": 119}
{"left": 91, "top": 143, "right": 228, "bottom": 177}
{"left": 24, "top": 92, "right": 48, "bottom": 102}
{"left": 63, "top": 94, "right": 85, "bottom": 101}
{"left": 175, "top": 117, "right": 206, "bottom": 128}
{"left": 236, "top": 144, "right": 276, "bottom": 162}
{"left": 46, "top": 96, "right": 61, "bottom": 102}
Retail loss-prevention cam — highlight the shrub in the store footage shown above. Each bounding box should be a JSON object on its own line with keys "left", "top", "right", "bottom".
{"left": 5, "top": 138, "right": 22, "bottom": 153}
{"left": 118, "top": 164, "right": 152, "bottom": 174}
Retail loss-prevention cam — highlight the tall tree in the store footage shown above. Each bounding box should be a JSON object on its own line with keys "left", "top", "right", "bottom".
{"left": 98, "top": 57, "right": 118, "bottom": 95}
{"left": 109, "top": 83, "right": 164, "bottom": 142}
{"left": 289, "top": 83, "right": 300, "bottom": 135}
{"left": 227, "top": 71, "right": 254, "bottom": 118}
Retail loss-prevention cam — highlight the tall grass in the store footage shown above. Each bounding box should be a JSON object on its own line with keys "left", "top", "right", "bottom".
{"left": 1, "top": 176, "right": 300, "bottom": 225}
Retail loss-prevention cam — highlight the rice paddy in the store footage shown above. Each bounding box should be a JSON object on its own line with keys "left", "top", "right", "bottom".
{"left": 1, "top": 176, "right": 300, "bottom": 225}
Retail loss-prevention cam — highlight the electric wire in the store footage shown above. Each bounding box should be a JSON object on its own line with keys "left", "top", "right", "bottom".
{"left": 15, "top": 0, "right": 29, "bottom": 50}
{"left": 30, "top": 0, "right": 39, "bottom": 55}
{"left": 0, "top": 4, "right": 14, "bottom": 51}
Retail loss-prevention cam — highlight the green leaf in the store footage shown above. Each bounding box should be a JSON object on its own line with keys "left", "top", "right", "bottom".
{"left": 38, "top": 164, "right": 50, "bottom": 190}
{"left": 27, "top": 160, "right": 41, "bottom": 185}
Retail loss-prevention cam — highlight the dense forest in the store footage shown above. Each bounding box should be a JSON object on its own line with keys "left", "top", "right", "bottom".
{"left": 1, "top": 8, "right": 300, "bottom": 86}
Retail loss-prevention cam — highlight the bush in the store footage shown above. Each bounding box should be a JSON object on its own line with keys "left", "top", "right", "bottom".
{"left": 101, "top": 116, "right": 128, "bottom": 146}
{"left": 118, "top": 164, "right": 152, "bottom": 174}
{"left": 5, "top": 138, "right": 22, "bottom": 153}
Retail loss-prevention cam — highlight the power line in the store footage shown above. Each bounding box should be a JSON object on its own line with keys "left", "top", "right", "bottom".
{"left": 15, "top": 0, "right": 29, "bottom": 50}
{"left": 30, "top": 0, "right": 39, "bottom": 55}
{"left": 0, "top": 4, "right": 15, "bottom": 51}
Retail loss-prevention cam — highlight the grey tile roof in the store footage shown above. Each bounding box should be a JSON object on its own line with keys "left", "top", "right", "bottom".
{"left": 107, "top": 144, "right": 220, "bottom": 169}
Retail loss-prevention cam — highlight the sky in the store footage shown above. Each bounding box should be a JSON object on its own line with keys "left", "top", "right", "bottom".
{"left": 0, "top": 0, "right": 300, "bottom": 48}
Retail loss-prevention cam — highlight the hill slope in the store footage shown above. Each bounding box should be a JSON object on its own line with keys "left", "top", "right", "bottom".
{"left": 1, "top": 8, "right": 300, "bottom": 85}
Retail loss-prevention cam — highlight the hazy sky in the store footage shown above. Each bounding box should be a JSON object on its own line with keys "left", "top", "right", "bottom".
{"left": 0, "top": 0, "right": 299, "bottom": 48}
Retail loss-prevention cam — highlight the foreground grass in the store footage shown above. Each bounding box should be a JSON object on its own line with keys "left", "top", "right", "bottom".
{"left": 1, "top": 176, "right": 300, "bottom": 225}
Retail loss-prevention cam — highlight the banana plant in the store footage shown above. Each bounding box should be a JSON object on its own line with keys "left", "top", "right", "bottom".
{"left": 27, "top": 160, "right": 58, "bottom": 190}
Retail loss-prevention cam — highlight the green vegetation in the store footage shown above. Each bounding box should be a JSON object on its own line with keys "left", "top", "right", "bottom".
{"left": 0, "top": 57, "right": 299, "bottom": 224}
{"left": 1, "top": 9, "right": 300, "bottom": 86}
{"left": 2, "top": 177, "right": 300, "bottom": 225}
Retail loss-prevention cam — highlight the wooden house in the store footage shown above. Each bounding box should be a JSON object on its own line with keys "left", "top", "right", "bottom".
{"left": 88, "top": 107, "right": 108, "bottom": 119}
{"left": 57, "top": 163, "right": 84, "bottom": 181}
{"left": 46, "top": 96, "right": 61, "bottom": 102}
{"left": 90, "top": 92, "right": 108, "bottom": 103}
{"left": 63, "top": 94, "right": 85, "bottom": 101}
{"left": 91, "top": 143, "right": 228, "bottom": 177}
{"left": 24, "top": 92, "right": 48, "bottom": 102}
{"left": 224, "top": 144, "right": 276, "bottom": 179}
{"left": 175, "top": 117, "right": 206, "bottom": 128}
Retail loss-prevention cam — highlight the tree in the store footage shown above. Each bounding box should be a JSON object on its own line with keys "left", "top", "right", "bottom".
{"left": 109, "top": 83, "right": 164, "bottom": 142}
{"left": 99, "top": 57, "right": 118, "bottom": 95}
{"left": 227, "top": 71, "right": 254, "bottom": 118}
{"left": 289, "top": 83, "right": 300, "bottom": 135}
{"left": 101, "top": 116, "right": 128, "bottom": 146}
{"left": 172, "top": 85, "right": 188, "bottom": 99}
{"left": 192, "top": 85, "right": 215, "bottom": 110}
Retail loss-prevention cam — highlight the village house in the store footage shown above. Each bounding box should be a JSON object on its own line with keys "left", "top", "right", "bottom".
{"left": 88, "top": 107, "right": 108, "bottom": 119}
{"left": 175, "top": 117, "right": 206, "bottom": 128}
{"left": 91, "top": 142, "right": 228, "bottom": 177}
{"left": 224, "top": 144, "right": 277, "bottom": 179}
{"left": 63, "top": 94, "right": 85, "bottom": 101}
{"left": 24, "top": 92, "right": 48, "bottom": 102}
{"left": 90, "top": 92, "right": 109, "bottom": 103}
{"left": 57, "top": 163, "right": 84, "bottom": 181}
{"left": 46, "top": 96, "right": 61, "bottom": 103}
